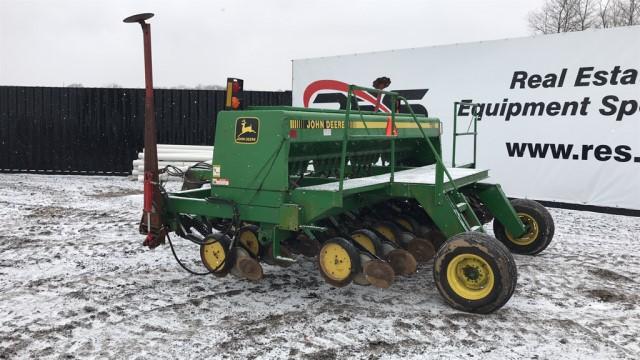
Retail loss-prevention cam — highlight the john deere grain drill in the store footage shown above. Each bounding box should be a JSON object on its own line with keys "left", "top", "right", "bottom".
{"left": 127, "top": 14, "right": 554, "bottom": 314}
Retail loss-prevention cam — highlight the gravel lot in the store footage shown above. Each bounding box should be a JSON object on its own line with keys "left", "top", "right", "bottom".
{"left": 0, "top": 174, "right": 639, "bottom": 359}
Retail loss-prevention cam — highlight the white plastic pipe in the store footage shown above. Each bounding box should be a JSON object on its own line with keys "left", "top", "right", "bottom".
{"left": 138, "top": 151, "right": 212, "bottom": 157}
{"left": 132, "top": 159, "right": 201, "bottom": 167}
{"left": 137, "top": 174, "right": 184, "bottom": 182}
{"left": 141, "top": 150, "right": 213, "bottom": 156}
{"left": 137, "top": 153, "right": 211, "bottom": 161}
{"left": 135, "top": 164, "right": 190, "bottom": 172}
{"left": 133, "top": 168, "right": 190, "bottom": 175}
{"left": 133, "top": 144, "right": 214, "bottom": 181}
{"left": 157, "top": 144, "right": 213, "bottom": 151}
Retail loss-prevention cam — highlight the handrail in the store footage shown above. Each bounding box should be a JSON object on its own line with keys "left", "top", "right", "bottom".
{"left": 338, "top": 85, "right": 401, "bottom": 193}
{"left": 338, "top": 86, "right": 353, "bottom": 192}
{"left": 390, "top": 90, "right": 396, "bottom": 182}
{"left": 397, "top": 95, "right": 463, "bottom": 205}
{"left": 339, "top": 85, "right": 461, "bottom": 208}
{"left": 452, "top": 102, "right": 481, "bottom": 168}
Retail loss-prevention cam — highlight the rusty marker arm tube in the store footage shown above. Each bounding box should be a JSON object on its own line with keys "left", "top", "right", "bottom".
{"left": 141, "top": 21, "right": 158, "bottom": 211}
{"left": 124, "top": 13, "right": 165, "bottom": 248}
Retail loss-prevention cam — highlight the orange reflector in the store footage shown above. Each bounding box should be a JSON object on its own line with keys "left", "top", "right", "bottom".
{"left": 231, "top": 97, "right": 240, "bottom": 110}
{"left": 385, "top": 116, "right": 397, "bottom": 136}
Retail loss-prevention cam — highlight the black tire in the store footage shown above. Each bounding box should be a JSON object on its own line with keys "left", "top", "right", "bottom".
{"left": 493, "top": 199, "right": 554, "bottom": 255}
{"left": 200, "top": 232, "right": 233, "bottom": 277}
{"left": 434, "top": 232, "right": 517, "bottom": 314}
{"left": 370, "top": 221, "right": 403, "bottom": 245}
{"left": 350, "top": 229, "right": 384, "bottom": 256}
{"left": 235, "top": 224, "right": 262, "bottom": 258}
{"left": 317, "top": 237, "right": 361, "bottom": 287}
{"left": 393, "top": 215, "right": 420, "bottom": 233}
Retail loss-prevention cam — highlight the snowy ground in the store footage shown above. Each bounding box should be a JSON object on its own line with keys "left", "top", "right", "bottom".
{"left": 0, "top": 174, "right": 638, "bottom": 360}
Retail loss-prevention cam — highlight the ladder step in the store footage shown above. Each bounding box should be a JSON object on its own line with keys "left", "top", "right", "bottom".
{"left": 456, "top": 202, "right": 468, "bottom": 212}
{"left": 455, "top": 163, "right": 476, "bottom": 169}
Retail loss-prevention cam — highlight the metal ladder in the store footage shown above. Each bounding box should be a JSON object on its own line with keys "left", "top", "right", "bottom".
{"left": 452, "top": 102, "right": 481, "bottom": 168}
{"left": 446, "top": 190, "right": 483, "bottom": 232}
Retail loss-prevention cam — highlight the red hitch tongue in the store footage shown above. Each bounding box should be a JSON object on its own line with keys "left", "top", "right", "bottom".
{"left": 124, "top": 13, "right": 165, "bottom": 248}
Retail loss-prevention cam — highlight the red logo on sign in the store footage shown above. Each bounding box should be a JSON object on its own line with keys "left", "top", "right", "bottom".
{"left": 303, "top": 80, "right": 392, "bottom": 113}
{"left": 304, "top": 80, "right": 399, "bottom": 135}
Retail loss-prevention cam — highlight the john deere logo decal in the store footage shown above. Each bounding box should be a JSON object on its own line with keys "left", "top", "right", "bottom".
{"left": 235, "top": 117, "right": 259, "bottom": 144}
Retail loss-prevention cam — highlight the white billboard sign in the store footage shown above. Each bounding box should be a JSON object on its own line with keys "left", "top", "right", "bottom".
{"left": 292, "top": 26, "right": 640, "bottom": 211}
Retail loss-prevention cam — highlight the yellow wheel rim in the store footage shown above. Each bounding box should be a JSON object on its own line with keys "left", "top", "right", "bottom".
{"left": 238, "top": 230, "right": 260, "bottom": 257}
{"left": 374, "top": 225, "right": 397, "bottom": 243}
{"left": 395, "top": 218, "right": 413, "bottom": 231}
{"left": 319, "top": 243, "right": 352, "bottom": 281}
{"left": 446, "top": 254, "right": 494, "bottom": 300}
{"left": 506, "top": 213, "right": 539, "bottom": 246}
{"left": 202, "top": 241, "right": 226, "bottom": 271}
{"left": 351, "top": 233, "right": 376, "bottom": 254}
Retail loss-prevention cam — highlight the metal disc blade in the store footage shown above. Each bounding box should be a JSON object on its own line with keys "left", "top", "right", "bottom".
{"left": 236, "top": 257, "right": 264, "bottom": 281}
{"left": 385, "top": 249, "right": 417, "bottom": 276}
{"left": 363, "top": 260, "right": 395, "bottom": 288}
{"left": 407, "top": 238, "right": 435, "bottom": 262}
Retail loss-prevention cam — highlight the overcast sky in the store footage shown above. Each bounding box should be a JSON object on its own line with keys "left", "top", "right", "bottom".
{"left": 0, "top": 0, "right": 545, "bottom": 90}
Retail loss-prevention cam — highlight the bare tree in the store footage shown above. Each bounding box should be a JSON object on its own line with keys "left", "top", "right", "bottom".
{"left": 599, "top": 0, "right": 612, "bottom": 27}
{"left": 530, "top": 0, "right": 638, "bottom": 33}
{"left": 529, "top": 0, "right": 582, "bottom": 34}
{"left": 600, "top": 0, "right": 627, "bottom": 26}
{"left": 575, "top": 0, "right": 597, "bottom": 30}
{"left": 621, "top": 0, "right": 640, "bottom": 24}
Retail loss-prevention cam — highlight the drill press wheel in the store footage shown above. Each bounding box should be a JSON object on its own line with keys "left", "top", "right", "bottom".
{"left": 317, "top": 237, "right": 360, "bottom": 287}
{"left": 236, "top": 225, "right": 262, "bottom": 258}
{"left": 350, "top": 229, "right": 384, "bottom": 256}
{"left": 200, "top": 233, "right": 233, "bottom": 277}
{"left": 372, "top": 221, "right": 403, "bottom": 245}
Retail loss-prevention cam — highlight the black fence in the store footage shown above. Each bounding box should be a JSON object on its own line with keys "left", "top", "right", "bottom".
{"left": 0, "top": 86, "right": 291, "bottom": 175}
